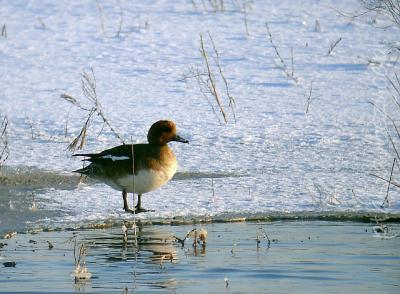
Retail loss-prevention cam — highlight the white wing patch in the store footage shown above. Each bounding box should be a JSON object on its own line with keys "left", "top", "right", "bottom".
{"left": 100, "top": 155, "right": 130, "bottom": 161}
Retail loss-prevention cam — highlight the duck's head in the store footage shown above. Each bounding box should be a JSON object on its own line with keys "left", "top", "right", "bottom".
{"left": 147, "top": 120, "right": 189, "bottom": 146}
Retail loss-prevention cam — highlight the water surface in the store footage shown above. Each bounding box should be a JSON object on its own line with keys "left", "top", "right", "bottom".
{"left": 1, "top": 221, "right": 399, "bottom": 293}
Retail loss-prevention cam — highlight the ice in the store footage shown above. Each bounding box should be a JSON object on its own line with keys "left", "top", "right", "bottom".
{"left": 0, "top": 0, "right": 399, "bottom": 228}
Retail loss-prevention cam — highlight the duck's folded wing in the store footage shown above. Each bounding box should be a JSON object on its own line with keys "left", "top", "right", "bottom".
{"left": 73, "top": 145, "right": 132, "bottom": 162}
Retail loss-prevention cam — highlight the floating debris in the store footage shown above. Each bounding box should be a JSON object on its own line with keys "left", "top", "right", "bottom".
{"left": 373, "top": 224, "right": 388, "bottom": 234}
{"left": 3, "top": 232, "right": 17, "bottom": 239}
{"left": 8, "top": 199, "right": 14, "bottom": 210}
{"left": 73, "top": 265, "right": 92, "bottom": 280}
{"left": 327, "top": 195, "right": 341, "bottom": 206}
{"left": 47, "top": 240, "right": 54, "bottom": 250}
{"left": 29, "top": 194, "right": 38, "bottom": 212}
{"left": 72, "top": 239, "right": 92, "bottom": 282}
{"left": 198, "top": 228, "right": 208, "bottom": 245}
{"left": 3, "top": 261, "right": 16, "bottom": 267}
{"left": 256, "top": 223, "right": 271, "bottom": 248}
{"left": 224, "top": 277, "right": 229, "bottom": 288}
{"left": 29, "top": 202, "right": 38, "bottom": 212}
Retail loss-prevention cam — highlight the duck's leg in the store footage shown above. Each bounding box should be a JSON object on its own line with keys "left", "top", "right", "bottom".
{"left": 135, "top": 194, "right": 154, "bottom": 213}
{"left": 122, "top": 189, "right": 135, "bottom": 214}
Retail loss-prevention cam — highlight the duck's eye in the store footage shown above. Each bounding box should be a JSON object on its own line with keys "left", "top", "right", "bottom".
{"left": 162, "top": 126, "right": 172, "bottom": 133}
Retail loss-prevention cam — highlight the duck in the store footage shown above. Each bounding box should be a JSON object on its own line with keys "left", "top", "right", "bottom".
{"left": 73, "top": 120, "right": 189, "bottom": 213}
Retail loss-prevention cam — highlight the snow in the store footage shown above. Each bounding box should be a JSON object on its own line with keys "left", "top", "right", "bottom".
{"left": 0, "top": 0, "right": 399, "bottom": 226}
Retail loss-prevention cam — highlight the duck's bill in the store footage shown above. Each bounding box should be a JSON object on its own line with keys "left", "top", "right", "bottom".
{"left": 173, "top": 135, "right": 189, "bottom": 143}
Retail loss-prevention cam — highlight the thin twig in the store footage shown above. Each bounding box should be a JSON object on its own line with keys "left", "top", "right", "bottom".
{"left": 207, "top": 31, "right": 237, "bottom": 122}
{"left": 200, "top": 34, "right": 228, "bottom": 123}
{"left": 1, "top": 24, "right": 7, "bottom": 38}
{"left": 382, "top": 158, "right": 396, "bottom": 207}
{"left": 305, "top": 80, "right": 314, "bottom": 114}
{"left": 131, "top": 137, "right": 137, "bottom": 246}
{"left": 116, "top": 4, "right": 124, "bottom": 39}
{"left": 265, "top": 22, "right": 299, "bottom": 83}
{"left": 290, "top": 47, "right": 294, "bottom": 77}
{"left": 96, "top": 0, "right": 106, "bottom": 36}
{"left": 242, "top": 0, "right": 250, "bottom": 36}
{"left": 63, "top": 68, "right": 125, "bottom": 151}
{"left": 0, "top": 115, "right": 9, "bottom": 166}
{"left": 369, "top": 101, "right": 400, "bottom": 140}
{"left": 325, "top": 37, "right": 342, "bottom": 56}
{"left": 387, "top": 129, "right": 400, "bottom": 160}
{"left": 370, "top": 173, "right": 400, "bottom": 188}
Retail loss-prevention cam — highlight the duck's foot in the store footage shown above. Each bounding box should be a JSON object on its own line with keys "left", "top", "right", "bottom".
{"left": 123, "top": 206, "right": 136, "bottom": 214}
{"left": 136, "top": 207, "right": 155, "bottom": 213}
{"left": 123, "top": 207, "right": 154, "bottom": 214}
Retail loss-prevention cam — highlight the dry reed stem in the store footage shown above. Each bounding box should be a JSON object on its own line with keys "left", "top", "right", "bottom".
{"left": 131, "top": 137, "right": 138, "bottom": 245}
{"left": 0, "top": 115, "right": 9, "bottom": 166}
{"left": 361, "top": 0, "right": 400, "bottom": 27}
{"left": 369, "top": 101, "right": 400, "bottom": 140}
{"left": 265, "top": 22, "right": 299, "bottom": 84}
{"left": 116, "top": 4, "right": 124, "bottom": 39}
{"left": 181, "top": 32, "right": 237, "bottom": 124}
{"left": 370, "top": 173, "right": 400, "bottom": 188}
{"left": 256, "top": 223, "right": 271, "bottom": 248}
{"left": 382, "top": 157, "right": 396, "bottom": 207}
{"left": 62, "top": 68, "right": 125, "bottom": 151}
{"left": 200, "top": 34, "right": 228, "bottom": 123}
{"left": 1, "top": 24, "right": 6, "bottom": 38}
{"left": 242, "top": 0, "right": 250, "bottom": 36}
{"left": 325, "top": 37, "right": 342, "bottom": 56}
{"left": 96, "top": 0, "right": 106, "bottom": 36}
{"left": 207, "top": 31, "right": 237, "bottom": 122}
{"left": 305, "top": 80, "right": 314, "bottom": 114}
{"left": 186, "top": 66, "right": 223, "bottom": 124}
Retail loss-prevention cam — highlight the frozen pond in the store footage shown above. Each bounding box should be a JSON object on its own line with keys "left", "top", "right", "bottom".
{"left": 0, "top": 0, "right": 400, "bottom": 231}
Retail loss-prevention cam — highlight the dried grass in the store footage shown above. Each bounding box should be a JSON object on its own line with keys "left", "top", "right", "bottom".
{"left": 265, "top": 22, "right": 299, "bottom": 84}
{"left": 61, "top": 68, "right": 125, "bottom": 152}
{"left": 0, "top": 114, "right": 9, "bottom": 166}
{"left": 182, "top": 32, "right": 237, "bottom": 124}
{"left": 369, "top": 73, "right": 400, "bottom": 207}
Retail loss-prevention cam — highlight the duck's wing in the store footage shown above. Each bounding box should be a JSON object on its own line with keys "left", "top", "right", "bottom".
{"left": 73, "top": 144, "right": 157, "bottom": 176}
{"left": 73, "top": 145, "right": 133, "bottom": 162}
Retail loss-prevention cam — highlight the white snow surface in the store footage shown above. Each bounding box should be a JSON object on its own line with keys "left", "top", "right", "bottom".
{"left": 0, "top": 0, "right": 399, "bottom": 225}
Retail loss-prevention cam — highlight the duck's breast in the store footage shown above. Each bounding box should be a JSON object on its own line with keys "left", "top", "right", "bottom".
{"left": 116, "top": 151, "right": 177, "bottom": 194}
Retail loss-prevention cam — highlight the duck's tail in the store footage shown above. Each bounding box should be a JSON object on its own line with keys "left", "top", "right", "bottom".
{"left": 73, "top": 166, "right": 90, "bottom": 174}
{"left": 73, "top": 153, "right": 98, "bottom": 158}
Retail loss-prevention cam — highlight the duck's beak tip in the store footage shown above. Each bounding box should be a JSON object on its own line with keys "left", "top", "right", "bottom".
{"left": 173, "top": 135, "right": 189, "bottom": 144}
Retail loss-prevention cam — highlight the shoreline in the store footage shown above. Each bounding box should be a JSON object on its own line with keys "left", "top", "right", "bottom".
{"left": 2, "top": 211, "right": 400, "bottom": 238}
